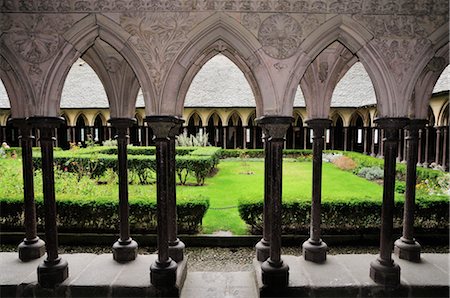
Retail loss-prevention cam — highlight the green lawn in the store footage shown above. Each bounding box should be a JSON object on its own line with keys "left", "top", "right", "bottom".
{"left": 0, "top": 158, "right": 384, "bottom": 235}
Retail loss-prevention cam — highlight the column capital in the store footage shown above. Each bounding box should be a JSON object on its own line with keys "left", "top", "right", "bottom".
{"left": 7, "top": 117, "right": 28, "bottom": 129}
{"left": 108, "top": 117, "right": 137, "bottom": 128}
{"left": 27, "top": 116, "right": 65, "bottom": 130}
{"left": 145, "top": 116, "right": 184, "bottom": 139}
{"left": 305, "top": 118, "right": 332, "bottom": 129}
{"left": 407, "top": 119, "right": 428, "bottom": 130}
{"left": 256, "top": 116, "right": 293, "bottom": 140}
{"left": 375, "top": 117, "right": 408, "bottom": 142}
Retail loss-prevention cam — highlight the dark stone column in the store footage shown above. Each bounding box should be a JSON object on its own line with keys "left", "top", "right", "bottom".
{"left": 343, "top": 127, "right": 348, "bottom": 151}
{"left": 108, "top": 118, "right": 138, "bottom": 262}
{"left": 167, "top": 118, "right": 185, "bottom": 262}
{"left": 442, "top": 127, "right": 447, "bottom": 171}
{"left": 417, "top": 128, "right": 423, "bottom": 166}
{"left": 363, "top": 127, "right": 368, "bottom": 154}
{"left": 257, "top": 116, "right": 292, "bottom": 288}
{"left": 9, "top": 118, "right": 45, "bottom": 261}
{"left": 302, "top": 119, "right": 331, "bottom": 263}
{"left": 423, "top": 127, "right": 429, "bottom": 167}
{"left": 379, "top": 129, "right": 385, "bottom": 158}
{"left": 394, "top": 119, "right": 427, "bottom": 262}
{"left": 370, "top": 117, "right": 408, "bottom": 286}
{"left": 435, "top": 127, "right": 441, "bottom": 165}
{"left": 146, "top": 116, "right": 178, "bottom": 288}
{"left": 28, "top": 117, "right": 68, "bottom": 288}
{"left": 370, "top": 128, "right": 376, "bottom": 157}
{"left": 255, "top": 134, "right": 271, "bottom": 261}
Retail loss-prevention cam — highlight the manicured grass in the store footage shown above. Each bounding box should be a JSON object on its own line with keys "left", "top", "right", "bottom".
{"left": 0, "top": 157, "right": 385, "bottom": 235}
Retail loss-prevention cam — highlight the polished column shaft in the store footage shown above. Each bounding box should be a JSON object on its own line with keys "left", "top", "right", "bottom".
{"left": 370, "top": 117, "right": 407, "bottom": 286}
{"left": 302, "top": 119, "right": 330, "bottom": 263}
{"left": 29, "top": 117, "right": 68, "bottom": 288}
{"left": 257, "top": 116, "right": 292, "bottom": 288}
{"left": 395, "top": 119, "right": 427, "bottom": 262}
{"left": 109, "top": 118, "right": 138, "bottom": 262}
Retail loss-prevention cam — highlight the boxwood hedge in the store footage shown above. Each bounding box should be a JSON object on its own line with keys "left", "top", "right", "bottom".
{"left": 238, "top": 195, "right": 449, "bottom": 234}
{"left": 0, "top": 195, "right": 209, "bottom": 234}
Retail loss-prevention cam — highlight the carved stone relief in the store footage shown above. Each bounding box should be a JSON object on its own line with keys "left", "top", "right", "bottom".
{"left": 105, "top": 57, "right": 121, "bottom": 73}
{"left": 0, "top": 56, "right": 13, "bottom": 72}
{"left": 120, "top": 12, "right": 194, "bottom": 94}
{"left": 374, "top": 38, "right": 431, "bottom": 84}
{"left": 258, "top": 13, "right": 301, "bottom": 59}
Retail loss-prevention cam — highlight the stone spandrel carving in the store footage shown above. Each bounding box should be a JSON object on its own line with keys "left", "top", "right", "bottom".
{"left": 362, "top": 0, "right": 446, "bottom": 15}
{"left": 375, "top": 38, "right": 431, "bottom": 84}
{"left": 354, "top": 15, "right": 447, "bottom": 39}
{"left": 0, "top": 56, "right": 13, "bottom": 72}
{"left": 120, "top": 12, "right": 194, "bottom": 94}
{"left": 258, "top": 13, "right": 302, "bottom": 59}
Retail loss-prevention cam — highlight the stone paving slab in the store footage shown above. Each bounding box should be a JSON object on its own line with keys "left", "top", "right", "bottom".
{"left": 180, "top": 272, "right": 258, "bottom": 298}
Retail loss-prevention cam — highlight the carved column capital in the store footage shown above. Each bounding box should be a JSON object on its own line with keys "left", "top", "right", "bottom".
{"left": 306, "top": 118, "right": 331, "bottom": 138}
{"left": 145, "top": 116, "right": 184, "bottom": 139}
{"left": 375, "top": 117, "right": 409, "bottom": 142}
{"left": 256, "top": 116, "right": 293, "bottom": 140}
{"left": 8, "top": 118, "right": 34, "bottom": 140}
{"left": 407, "top": 119, "right": 428, "bottom": 139}
{"left": 28, "top": 116, "right": 64, "bottom": 140}
{"left": 108, "top": 118, "right": 136, "bottom": 139}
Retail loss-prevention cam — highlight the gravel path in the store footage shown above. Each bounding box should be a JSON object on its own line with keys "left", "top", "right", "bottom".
{"left": 2, "top": 244, "right": 447, "bottom": 272}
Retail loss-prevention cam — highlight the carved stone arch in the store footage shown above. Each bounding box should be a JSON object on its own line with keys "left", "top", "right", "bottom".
{"left": 437, "top": 101, "right": 449, "bottom": 126}
{"left": 411, "top": 43, "right": 449, "bottom": 119}
{"left": 0, "top": 51, "right": 35, "bottom": 118}
{"left": 247, "top": 111, "right": 257, "bottom": 127}
{"left": 284, "top": 15, "right": 398, "bottom": 118}
{"left": 349, "top": 110, "right": 365, "bottom": 127}
{"left": 330, "top": 112, "right": 345, "bottom": 126}
{"left": 74, "top": 112, "right": 88, "bottom": 126}
{"left": 206, "top": 110, "right": 224, "bottom": 127}
{"left": 93, "top": 112, "right": 107, "bottom": 127}
{"left": 186, "top": 110, "right": 203, "bottom": 127}
{"left": 134, "top": 113, "right": 143, "bottom": 126}
{"left": 292, "top": 111, "right": 304, "bottom": 126}
{"left": 226, "top": 110, "right": 244, "bottom": 127}
{"left": 41, "top": 14, "right": 156, "bottom": 117}
{"left": 161, "top": 12, "right": 275, "bottom": 117}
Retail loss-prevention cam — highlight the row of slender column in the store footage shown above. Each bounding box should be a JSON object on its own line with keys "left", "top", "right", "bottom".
{"left": 255, "top": 116, "right": 428, "bottom": 288}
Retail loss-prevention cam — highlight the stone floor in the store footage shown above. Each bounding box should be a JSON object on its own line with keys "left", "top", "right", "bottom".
{"left": 0, "top": 252, "right": 448, "bottom": 297}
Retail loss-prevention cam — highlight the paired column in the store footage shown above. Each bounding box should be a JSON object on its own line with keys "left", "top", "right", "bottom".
{"left": 146, "top": 116, "right": 179, "bottom": 288}
{"left": 302, "top": 119, "right": 331, "bottom": 263}
{"left": 9, "top": 119, "right": 45, "bottom": 261}
{"left": 394, "top": 119, "right": 427, "bottom": 262}
{"left": 108, "top": 118, "right": 138, "bottom": 262}
{"left": 28, "top": 117, "right": 68, "bottom": 288}
{"left": 167, "top": 118, "right": 185, "bottom": 262}
{"left": 370, "top": 118, "right": 408, "bottom": 286}
{"left": 257, "top": 116, "right": 292, "bottom": 288}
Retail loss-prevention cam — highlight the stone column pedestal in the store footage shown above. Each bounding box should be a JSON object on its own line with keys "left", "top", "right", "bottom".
{"left": 257, "top": 116, "right": 292, "bottom": 288}
{"left": 146, "top": 116, "right": 179, "bottom": 288}
{"left": 9, "top": 118, "right": 46, "bottom": 261}
{"left": 394, "top": 119, "right": 427, "bottom": 262}
{"left": 108, "top": 118, "right": 138, "bottom": 262}
{"left": 302, "top": 118, "right": 331, "bottom": 263}
{"left": 29, "top": 116, "right": 68, "bottom": 288}
{"left": 370, "top": 117, "right": 408, "bottom": 286}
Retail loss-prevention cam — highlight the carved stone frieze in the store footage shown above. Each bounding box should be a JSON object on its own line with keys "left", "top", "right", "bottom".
{"left": 354, "top": 15, "right": 448, "bottom": 39}
{"left": 241, "top": 13, "right": 261, "bottom": 31}
{"left": 258, "top": 13, "right": 301, "bottom": 59}
{"left": 0, "top": 56, "right": 13, "bottom": 72}
{"left": 362, "top": 0, "right": 447, "bottom": 15}
{"left": 374, "top": 38, "right": 431, "bottom": 84}
{"left": 120, "top": 12, "right": 194, "bottom": 94}
{"left": 105, "top": 56, "right": 121, "bottom": 73}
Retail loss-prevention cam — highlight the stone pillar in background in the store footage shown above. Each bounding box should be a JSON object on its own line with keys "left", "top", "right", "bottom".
{"left": 370, "top": 127, "right": 376, "bottom": 157}
{"left": 109, "top": 118, "right": 138, "bottom": 262}
{"left": 29, "top": 116, "right": 68, "bottom": 288}
{"left": 146, "top": 116, "right": 178, "bottom": 288}
{"left": 168, "top": 118, "right": 185, "bottom": 262}
{"left": 417, "top": 128, "right": 423, "bottom": 166}
{"left": 394, "top": 119, "right": 427, "bottom": 262}
{"left": 255, "top": 133, "right": 272, "bottom": 262}
{"left": 9, "top": 118, "right": 45, "bottom": 261}
{"left": 302, "top": 119, "right": 331, "bottom": 263}
{"left": 370, "top": 117, "right": 408, "bottom": 286}
{"left": 257, "top": 116, "right": 292, "bottom": 288}
{"left": 343, "top": 127, "right": 348, "bottom": 151}
{"left": 435, "top": 127, "right": 441, "bottom": 165}
{"left": 423, "top": 127, "right": 429, "bottom": 167}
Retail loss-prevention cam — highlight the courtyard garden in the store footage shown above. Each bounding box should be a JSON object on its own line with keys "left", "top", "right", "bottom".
{"left": 0, "top": 145, "right": 448, "bottom": 236}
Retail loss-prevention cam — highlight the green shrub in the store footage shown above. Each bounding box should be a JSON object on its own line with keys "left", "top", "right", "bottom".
{"left": 0, "top": 195, "right": 209, "bottom": 234}
{"left": 238, "top": 195, "right": 449, "bottom": 234}
{"left": 357, "top": 166, "right": 384, "bottom": 181}
{"left": 220, "top": 149, "right": 313, "bottom": 159}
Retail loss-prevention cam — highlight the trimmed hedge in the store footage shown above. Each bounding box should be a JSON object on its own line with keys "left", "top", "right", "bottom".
{"left": 0, "top": 195, "right": 209, "bottom": 234}
{"left": 238, "top": 195, "right": 449, "bottom": 234}
{"left": 32, "top": 146, "right": 222, "bottom": 185}
{"left": 220, "top": 149, "right": 312, "bottom": 159}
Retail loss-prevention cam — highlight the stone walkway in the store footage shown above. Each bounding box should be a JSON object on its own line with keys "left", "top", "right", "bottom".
{"left": 0, "top": 252, "right": 448, "bottom": 297}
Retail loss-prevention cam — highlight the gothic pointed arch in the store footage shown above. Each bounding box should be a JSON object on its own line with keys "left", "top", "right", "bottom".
{"left": 161, "top": 13, "right": 274, "bottom": 117}
{"left": 40, "top": 14, "right": 155, "bottom": 117}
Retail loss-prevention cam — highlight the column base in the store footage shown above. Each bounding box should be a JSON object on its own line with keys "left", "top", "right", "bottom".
{"left": 261, "top": 259, "right": 289, "bottom": 287}
{"left": 150, "top": 259, "right": 178, "bottom": 288}
{"left": 168, "top": 239, "right": 185, "bottom": 262}
{"left": 302, "top": 239, "right": 327, "bottom": 263}
{"left": 394, "top": 238, "right": 421, "bottom": 262}
{"left": 18, "top": 237, "right": 45, "bottom": 261}
{"left": 113, "top": 239, "right": 138, "bottom": 262}
{"left": 37, "top": 258, "right": 69, "bottom": 288}
{"left": 255, "top": 239, "right": 270, "bottom": 262}
{"left": 369, "top": 258, "right": 400, "bottom": 286}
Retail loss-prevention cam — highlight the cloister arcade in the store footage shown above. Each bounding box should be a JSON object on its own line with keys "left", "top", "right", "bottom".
{"left": 0, "top": 0, "right": 448, "bottom": 295}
